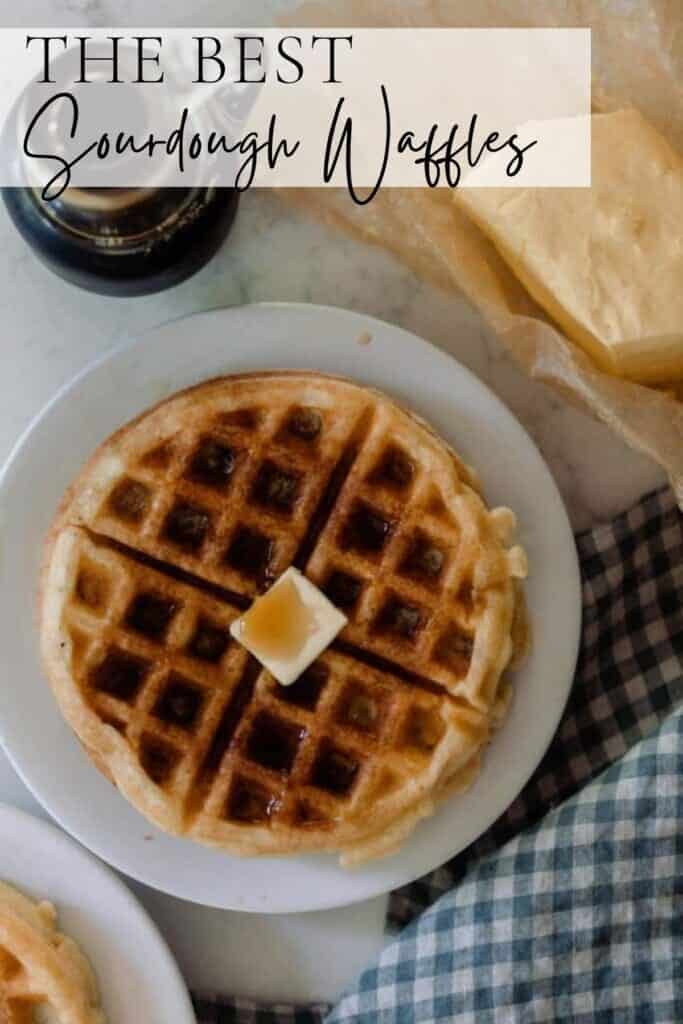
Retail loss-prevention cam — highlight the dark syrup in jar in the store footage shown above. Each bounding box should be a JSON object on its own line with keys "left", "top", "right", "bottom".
{"left": 3, "top": 185, "right": 239, "bottom": 296}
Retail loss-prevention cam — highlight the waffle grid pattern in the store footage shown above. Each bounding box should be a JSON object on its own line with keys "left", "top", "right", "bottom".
{"left": 87, "top": 388, "right": 519, "bottom": 709}
{"left": 93, "top": 395, "right": 369, "bottom": 597}
{"left": 65, "top": 542, "right": 249, "bottom": 810}
{"left": 43, "top": 375, "right": 525, "bottom": 857}
{"left": 306, "top": 409, "right": 484, "bottom": 695}
{"left": 62, "top": 536, "right": 486, "bottom": 844}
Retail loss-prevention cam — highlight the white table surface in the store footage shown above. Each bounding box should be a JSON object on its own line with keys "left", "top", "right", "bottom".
{"left": 0, "top": 0, "right": 667, "bottom": 1007}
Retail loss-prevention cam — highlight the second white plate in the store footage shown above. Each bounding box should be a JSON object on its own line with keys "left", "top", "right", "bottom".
{"left": 0, "top": 803, "right": 194, "bottom": 1023}
{"left": 0, "top": 304, "right": 581, "bottom": 912}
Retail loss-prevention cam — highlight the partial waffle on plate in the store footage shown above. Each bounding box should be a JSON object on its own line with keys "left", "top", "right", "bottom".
{"left": 40, "top": 373, "right": 529, "bottom": 864}
{"left": 0, "top": 882, "right": 105, "bottom": 1024}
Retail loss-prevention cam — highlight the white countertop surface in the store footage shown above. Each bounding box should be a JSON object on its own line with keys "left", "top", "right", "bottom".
{"left": 0, "top": 0, "right": 667, "bottom": 1009}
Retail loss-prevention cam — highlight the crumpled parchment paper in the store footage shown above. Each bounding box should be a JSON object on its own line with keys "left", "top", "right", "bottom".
{"left": 281, "top": 0, "right": 683, "bottom": 505}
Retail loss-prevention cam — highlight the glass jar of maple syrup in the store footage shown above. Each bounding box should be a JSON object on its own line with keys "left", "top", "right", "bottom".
{"left": 3, "top": 185, "right": 239, "bottom": 296}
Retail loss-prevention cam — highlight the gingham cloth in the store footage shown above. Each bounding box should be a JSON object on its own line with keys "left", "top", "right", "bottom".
{"left": 193, "top": 486, "right": 683, "bottom": 1024}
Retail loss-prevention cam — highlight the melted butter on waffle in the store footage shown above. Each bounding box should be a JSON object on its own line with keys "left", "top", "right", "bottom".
{"left": 230, "top": 568, "right": 347, "bottom": 685}
{"left": 240, "top": 574, "right": 315, "bottom": 661}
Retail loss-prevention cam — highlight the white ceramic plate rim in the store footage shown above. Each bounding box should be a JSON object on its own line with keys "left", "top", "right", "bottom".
{"left": 0, "top": 303, "right": 581, "bottom": 913}
{"left": 0, "top": 802, "right": 195, "bottom": 1023}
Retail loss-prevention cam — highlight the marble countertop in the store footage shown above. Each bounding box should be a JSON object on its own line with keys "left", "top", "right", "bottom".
{"left": 0, "top": 0, "right": 667, "bottom": 1009}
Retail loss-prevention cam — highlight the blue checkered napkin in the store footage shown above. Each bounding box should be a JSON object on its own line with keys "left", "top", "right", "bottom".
{"left": 193, "top": 487, "right": 683, "bottom": 1024}
{"left": 327, "top": 703, "right": 683, "bottom": 1023}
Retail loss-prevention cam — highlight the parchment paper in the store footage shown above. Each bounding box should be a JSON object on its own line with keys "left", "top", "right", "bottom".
{"left": 282, "top": 0, "right": 683, "bottom": 505}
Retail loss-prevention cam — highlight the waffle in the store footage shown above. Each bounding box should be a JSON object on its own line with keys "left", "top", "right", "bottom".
{"left": 304, "top": 395, "right": 527, "bottom": 709}
{"left": 0, "top": 883, "right": 106, "bottom": 1024}
{"left": 41, "top": 528, "right": 490, "bottom": 862}
{"left": 57, "top": 374, "right": 374, "bottom": 598}
{"left": 41, "top": 372, "right": 529, "bottom": 863}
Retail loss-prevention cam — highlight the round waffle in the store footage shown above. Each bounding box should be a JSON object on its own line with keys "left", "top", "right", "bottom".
{"left": 40, "top": 373, "right": 528, "bottom": 865}
{"left": 0, "top": 883, "right": 105, "bottom": 1024}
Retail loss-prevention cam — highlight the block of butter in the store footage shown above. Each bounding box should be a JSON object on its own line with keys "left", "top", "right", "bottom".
{"left": 230, "top": 567, "right": 347, "bottom": 686}
{"left": 455, "top": 109, "right": 683, "bottom": 383}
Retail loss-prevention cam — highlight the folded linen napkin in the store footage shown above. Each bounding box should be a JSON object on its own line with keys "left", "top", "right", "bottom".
{"left": 194, "top": 487, "right": 683, "bottom": 1023}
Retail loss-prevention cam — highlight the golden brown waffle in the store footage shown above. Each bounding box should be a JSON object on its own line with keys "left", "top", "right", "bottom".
{"left": 59, "top": 374, "right": 373, "bottom": 598}
{"left": 0, "top": 883, "right": 106, "bottom": 1024}
{"left": 305, "top": 397, "right": 527, "bottom": 709}
{"left": 42, "top": 529, "right": 490, "bottom": 862}
{"left": 41, "top": 373, "right": 529, "bottom": 863}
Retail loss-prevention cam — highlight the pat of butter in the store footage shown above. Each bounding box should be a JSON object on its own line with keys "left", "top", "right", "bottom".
{"left": 454, "top": 109, "right": 683, "bottom": 383}
{"left": 229, "top": 567, "right": 347, "bottom": 686}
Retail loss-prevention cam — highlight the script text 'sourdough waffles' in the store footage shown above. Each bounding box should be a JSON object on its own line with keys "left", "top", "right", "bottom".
{"left": 40, "top": 373, "right": 529, "bottom": 865}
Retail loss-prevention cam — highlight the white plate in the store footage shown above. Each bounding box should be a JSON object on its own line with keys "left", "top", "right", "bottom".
{"left": 0, "top": 802, "right": 195, "bottom": 1023}
{"left": 0, "top": 304, "right": 581, "bottom": 913}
